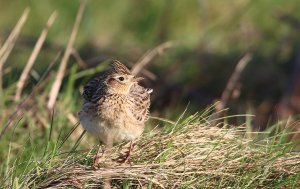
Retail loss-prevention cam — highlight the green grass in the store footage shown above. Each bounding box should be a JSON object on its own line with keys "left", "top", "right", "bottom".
{"left": 1, "top": 107, "right": 300, "bottom": 188}
{"left": 0, "top": 58, "right": 299, "bottom": 188}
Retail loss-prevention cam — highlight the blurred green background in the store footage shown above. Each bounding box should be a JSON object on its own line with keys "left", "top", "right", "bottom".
{"left": 2, "top": 1, "right": 300, "bottom": 186}
{"left": 1, "top": 0, "right": 300, "bottom": 129}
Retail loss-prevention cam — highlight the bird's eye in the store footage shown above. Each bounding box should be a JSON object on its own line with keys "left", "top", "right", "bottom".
{"left": 118, "top": 77, "right": 124, "bottom": 81}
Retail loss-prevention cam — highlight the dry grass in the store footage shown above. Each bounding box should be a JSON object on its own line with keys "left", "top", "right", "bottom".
{"left": 0, "top": 8, "right": 29, "bottom": 93}
{"left": 47, "top": 0, "right": 86, "bottom": 110}
{"left": 14, "top": 11, "right": 57, "bottom": 101}
{"left": 16, "top": 112, "right": 300, "bottom": 189}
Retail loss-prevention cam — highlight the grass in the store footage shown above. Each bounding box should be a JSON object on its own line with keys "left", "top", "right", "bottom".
{"left": 1, "top": 107, "right": 300, "bottom": 188}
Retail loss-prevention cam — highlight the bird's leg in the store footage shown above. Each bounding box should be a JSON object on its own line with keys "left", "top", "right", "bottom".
{"left": 124, "top": 140, "right": 135, "bottom": 164}
{"left": 118, "top": 140, "right": 135, "bottom": 164}
{"left": 93, "top": 135, "right": 114, "bottom": 168}
{"left": 93, "top": 140, "right": 112, "bottom": 168}
{"left": 92, "top": 141, "right": 103, "bottom": 169}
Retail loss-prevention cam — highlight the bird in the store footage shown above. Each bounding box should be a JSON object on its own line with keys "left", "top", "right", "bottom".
{"left": 79, "top": 60, "right": 152, "bottom": 167}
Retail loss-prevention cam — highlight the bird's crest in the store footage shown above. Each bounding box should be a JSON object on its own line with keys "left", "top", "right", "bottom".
{"left": 111, "top": 60, "right": 131, "bottom": 75}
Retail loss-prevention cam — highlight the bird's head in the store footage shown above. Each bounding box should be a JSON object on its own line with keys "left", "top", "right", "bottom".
{"left": 105, "top": 60, "right": 143, "bottom": 94}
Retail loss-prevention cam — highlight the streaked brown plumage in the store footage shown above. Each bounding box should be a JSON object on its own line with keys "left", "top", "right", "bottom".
{"left": 79, "top": 60, "right": 152, "bottom": 166}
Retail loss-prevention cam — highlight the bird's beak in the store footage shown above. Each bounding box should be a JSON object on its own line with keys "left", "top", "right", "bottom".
{"left": 132, "top": 76, "right": 144, "bottom": 82}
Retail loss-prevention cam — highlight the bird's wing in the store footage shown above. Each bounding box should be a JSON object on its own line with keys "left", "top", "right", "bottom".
{"left": 82, "top": 77, "right": 100, "bottom": 102}
{"left": 129, "top": 84, "right": 152, "bottom": 122}
{"left": 82, "top": 73, "right": 109, "bottom": 103}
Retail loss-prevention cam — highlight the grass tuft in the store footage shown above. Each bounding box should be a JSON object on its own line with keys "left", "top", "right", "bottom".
{"left": 3, "top": 112, "right": 299, "bottom": 189}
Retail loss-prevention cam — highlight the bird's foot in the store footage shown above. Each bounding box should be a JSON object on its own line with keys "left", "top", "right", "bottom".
{"left": 116, "top": 141, "right": 135, "bottom": 164}
{"left": 116, "top": 150, "right": 131, "bottom": 164}
{"left": 92, "top": 154, "right": 106, "bottom": 169}
{"left": 92, "top": 148, "right": 106, "bottom": 169}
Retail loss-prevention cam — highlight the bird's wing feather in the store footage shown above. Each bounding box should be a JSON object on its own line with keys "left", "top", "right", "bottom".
{"left": 82, "top": 77, "right": 101, "bottom": 102}
{"left": 129, "top": 84, "right": 152, "bottom": 122}
{"left": 82, "top": 72, "right": 109, "bottom": 103}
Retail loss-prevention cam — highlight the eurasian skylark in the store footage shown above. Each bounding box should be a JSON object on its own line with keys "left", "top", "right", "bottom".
{"left": 79, "top": 60, "right": 152, "bottom": 167}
